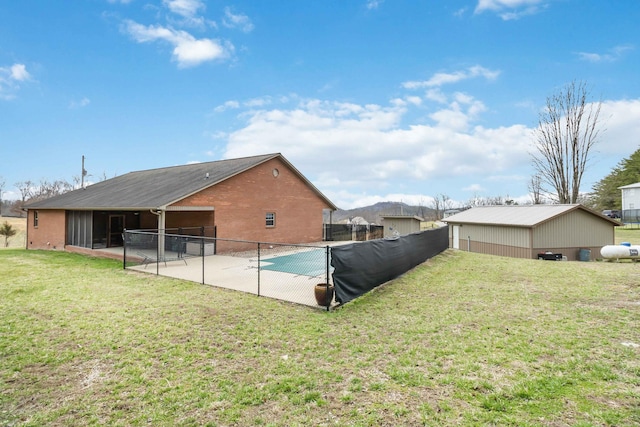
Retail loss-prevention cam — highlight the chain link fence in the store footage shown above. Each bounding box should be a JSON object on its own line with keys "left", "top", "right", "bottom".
{"left": 622, "top": 209, "right": 640, "bottom": 227}
{"left": 123, "top": 230, "right": 334, "bottom": 310}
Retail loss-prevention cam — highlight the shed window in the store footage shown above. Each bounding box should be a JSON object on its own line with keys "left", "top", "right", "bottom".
{"left": 34, "top": 211, "right": 39, "bottom": 228}
{"left": 266, "top": 212, "right": 275, "bottom": 228}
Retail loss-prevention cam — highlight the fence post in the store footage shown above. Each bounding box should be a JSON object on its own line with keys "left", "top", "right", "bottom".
{"left": 325, "top": 245, "right": 330, "bottom": 311}
{"left": 201, "top": 236, "right": 205, "bottom": 285}
{"left": 123, "top": 229, "right": 127, "bottom": 270}
{"left": 156, "top": 230, "right": 160, "bottom": 276}
{"left": 257, "top": 242, "right": 261, "bottom": 297}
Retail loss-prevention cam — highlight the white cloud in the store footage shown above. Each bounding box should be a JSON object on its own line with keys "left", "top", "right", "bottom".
{"left": 244, "top": 97, "right": 272, "bottom": 108}
{"left": 454, "top": 7, "right": 468, "bottom": 17}
{"left": 69, "top": 97, "right": 91, "bottom": 109}
{"left": 597, "top": 99, "right": 640, "bottom": 154}
{"left": 123, "top": 20, "right": 231, "bottom": 67}
{"left": 214, "top": 100, "right": 240, "bottom": 113}
{"left": 10, "top": 64, "right": 31, "bottom": 81}
{"left": 463, "top": 184, "right": 485, "bottom": 192}
{"left": 425, "top": 88, "right": 447, "bottom": 104}
{"left": 221, "top": 94, "right": 531, "bottom": 208}
{"left": 475, "top": 0, "right": 546, "bottom": 20}
{"left": 163, "top": 0, "right": 204, "bottom": 19}
{"left": 213, "top": 85, "right": 640, "bottom": 209}
{"left": 163, "top": 0, "right": 211, "bottom": 28}
{"left": 366, "top": 0, "right": 384, "bottom": 10}
{"left": 0, "top": 63, "right": 31, "bottom": 100}
{"left": 222, "top": 7, "right": 254, "bottom": 33}
{"left": 402, "top": 65, "right": 500, "bottom": 89}
{"left": 577, "top": 45, "right": 634, "bottom": 63}
{"left": 405, "top": 96, "right": 422, "bottom": 106}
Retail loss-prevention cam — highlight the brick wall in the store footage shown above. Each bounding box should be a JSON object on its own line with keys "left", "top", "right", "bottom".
{"left": 173, "top": 157, "right": 332, "bottom": 244}
{"left": 27, "top": 209, "right": 66, "bottom": 250}
{"left": 26, "top": 157, "right": 335, "bottom": 252}
{"left": 165, "top": 211, "right": 215, "bottom": 231}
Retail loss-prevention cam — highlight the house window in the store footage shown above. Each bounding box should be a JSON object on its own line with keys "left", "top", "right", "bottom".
{"left": 630, "top": 203, "right": 635, "bottom": 209}
{"left": 266, "top": 212, "right": 275, "bottom": 227}
{"left": 34, "top": 211, "right": 39, "bottom": 228}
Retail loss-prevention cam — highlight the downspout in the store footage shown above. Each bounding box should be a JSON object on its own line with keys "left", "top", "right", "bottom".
{"left": 23, "top": 208, "right": 29, "bottom": 250}
{"left": 150, "top": 208, "right": 166, "bottom": 260}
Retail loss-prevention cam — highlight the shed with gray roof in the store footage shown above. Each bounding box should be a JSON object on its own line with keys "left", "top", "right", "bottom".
{"left": 444, "top": 204, "right": 618, "bottom": 261}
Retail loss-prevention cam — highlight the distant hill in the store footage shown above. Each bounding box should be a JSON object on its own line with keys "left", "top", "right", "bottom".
{"left": 325, "top": 202, "right": 435, "bottom": 224}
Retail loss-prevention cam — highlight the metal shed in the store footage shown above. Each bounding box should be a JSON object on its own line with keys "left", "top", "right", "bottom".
{"left": 381, "top": 215, "right": 424, "bottom": 238}
{"left": 444, "top": 204, "right": 618, "bottom": 261}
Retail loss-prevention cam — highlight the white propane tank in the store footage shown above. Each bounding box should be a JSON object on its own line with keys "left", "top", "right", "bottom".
{"left": 600, "top": 244, "right": 640, "bottom": 260}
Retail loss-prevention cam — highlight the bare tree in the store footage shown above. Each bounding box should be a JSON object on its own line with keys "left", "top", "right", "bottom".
{"left": 12, "top": 179, "right": 74, "bottom": 215}
{"left": 430, "top": 193, "right": 453, "bottom": 220}
{"left": 15, "top": 180, "right": 33, "bottom": 203}
{"left": 528, "top": 174, "right": 544, "bottom": 204}
{"left": 31, "top": 179, "right": 73, "bottom": 200}
{"left": 468, "top": 194, "right": 516, "bottom": 206}
{"left": 14, "top": 181, "right": 33, "bottom": 217}
{"left": 531, "top": 80, "right": 603, "bottom": 204}
{"left": 0, "top": 176, "right": 4, "bottom": 216}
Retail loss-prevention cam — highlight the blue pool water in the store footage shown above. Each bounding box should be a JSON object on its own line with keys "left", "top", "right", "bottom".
{"left": 260, "top": 248, "right": 331, "bottom": 277}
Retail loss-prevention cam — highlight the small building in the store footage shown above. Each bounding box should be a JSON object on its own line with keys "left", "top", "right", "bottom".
{"left": 443, "top": 209, "right": 461, "bottom": 218}
{"left": 444, "top": 204, "right": 618, "bottom": 261}
{"left": 381, "top": 215, "right": 424, "bottom": 238}
{"left": 24, "top": 153, "right": 337, "bottom": 256}
{"left": 619, "top": 182, "right": 640, "bottom": 223}
{"left": 347, "top": 216, "right": 369, "bottom": 226}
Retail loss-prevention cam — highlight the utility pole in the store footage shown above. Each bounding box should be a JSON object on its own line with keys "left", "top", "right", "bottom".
{"left": 81, "top": 155, "right": 87, "bottom": 189}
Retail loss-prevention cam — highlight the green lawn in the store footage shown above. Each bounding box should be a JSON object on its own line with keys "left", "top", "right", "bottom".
{"left": 614, "top": 225, "right": 640, "bottom": 245}
{"left": 1, "top": 248, "right": 639, "bottom": 426}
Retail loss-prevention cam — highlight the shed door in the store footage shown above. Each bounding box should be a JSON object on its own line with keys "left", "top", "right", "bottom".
{"left": 452, "top": 225, "right": 460, "bottom": 249}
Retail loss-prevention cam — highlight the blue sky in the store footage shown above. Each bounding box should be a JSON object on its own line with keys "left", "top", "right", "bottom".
{"left": 1, "top": 0, "right": 640, "bottom": 209}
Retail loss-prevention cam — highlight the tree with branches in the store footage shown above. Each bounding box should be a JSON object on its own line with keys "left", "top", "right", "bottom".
{"left": 531, "top": 80, "right": 603, "bottom": 204}
{"left": 590, "top": 147, "right": 640, "bottom": 211}
{"left": 528, "top": 173, "right": 544, "bottom": 204}
{"left": 0, "top": 176, "right": 4, "bottom": 216}
{"left": 0, "top": 221, "right": 16, "bottom": 247}
{"left": 430, "top": 193, "right": 454, "bottom": 220}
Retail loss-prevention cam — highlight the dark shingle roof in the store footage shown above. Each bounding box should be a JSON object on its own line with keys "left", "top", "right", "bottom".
{"left": 26, "top": 153, "right": 336, "bottom": 210}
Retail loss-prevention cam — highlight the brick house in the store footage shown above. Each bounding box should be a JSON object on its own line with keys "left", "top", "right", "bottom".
{"left": 24, "top": 153, "right": 338, "bottom": 255}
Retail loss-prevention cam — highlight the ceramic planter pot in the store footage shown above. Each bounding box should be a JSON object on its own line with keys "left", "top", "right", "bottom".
{"left": 314, "top": 283, "right": 334, "bottom": 307}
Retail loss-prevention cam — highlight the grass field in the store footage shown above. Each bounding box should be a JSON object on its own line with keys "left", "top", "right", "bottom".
{"left": 614, "top": 224, "right": 640, "bottom": 245}
{"left": 0, "top": 216, "right": 26, "bottom": 249}
{"left": 1, "top": 246, "right": 639, "bottom": 426}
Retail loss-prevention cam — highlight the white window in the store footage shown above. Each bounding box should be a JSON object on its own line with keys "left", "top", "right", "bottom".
{"left": 266, "top": 212, "right": 275, "bottom": 227}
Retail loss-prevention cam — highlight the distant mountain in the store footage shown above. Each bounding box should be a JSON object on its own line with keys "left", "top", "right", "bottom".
{"left": 325, "top": 202, "right": 435, "bottom": 224}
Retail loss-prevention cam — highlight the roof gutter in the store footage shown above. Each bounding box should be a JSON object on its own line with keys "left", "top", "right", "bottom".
{"left": 149, "top": 208, "right": 166, "bottom": 260}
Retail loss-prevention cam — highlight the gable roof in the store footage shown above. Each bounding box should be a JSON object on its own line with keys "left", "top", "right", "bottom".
{"left": 381, "top": 215, "right": 424, "bottom": 222}
{"left": 619, "top": 182, "right": 640, "bottom": 189}
{"left": 25, "top": 153, "right": 338, "bottom": 211}
{"left": 444, "top": 204, "right": 619, "bottom": 227}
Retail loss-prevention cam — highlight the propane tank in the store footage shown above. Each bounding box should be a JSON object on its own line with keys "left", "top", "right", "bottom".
{"left": 600, "top": 244, "right": 640, "bottom": 259}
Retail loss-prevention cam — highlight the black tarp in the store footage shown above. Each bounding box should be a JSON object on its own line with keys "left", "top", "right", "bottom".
{"left": 331, "top": 227, "right": 448, "bottom": 305}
